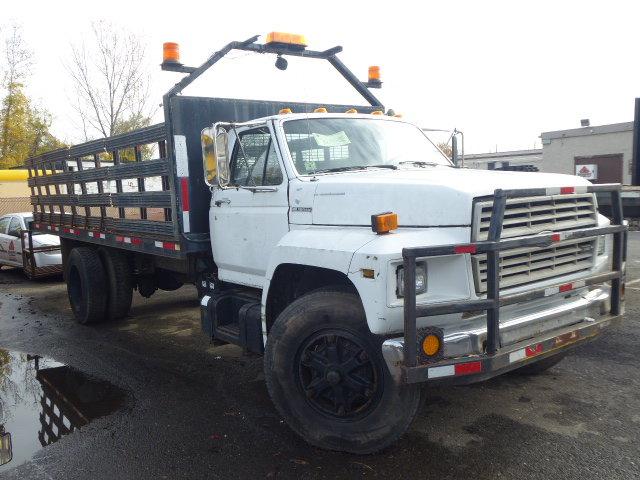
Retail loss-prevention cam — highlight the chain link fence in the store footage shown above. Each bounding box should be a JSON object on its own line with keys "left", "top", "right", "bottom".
{"left": 0, "top": 197, "right": 32, "bottom": 216}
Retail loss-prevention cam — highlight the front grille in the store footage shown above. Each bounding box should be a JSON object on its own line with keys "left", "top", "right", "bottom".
{"left": 472, "top": 239, "right": 596, "bottom": 293}
{"left": 473, "top": 193, "right": 597, "bottom": 241}
{"left": 471, "top": 193, "right": 598, "bottom": 293}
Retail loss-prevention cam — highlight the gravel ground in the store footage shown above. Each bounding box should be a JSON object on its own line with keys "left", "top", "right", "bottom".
{"left": 0, "top": 233, "right": 639, "bottom": 479}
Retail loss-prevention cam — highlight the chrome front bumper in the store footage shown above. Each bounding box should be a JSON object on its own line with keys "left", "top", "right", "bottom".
{"left": 382, "top": 285, "right": 621, "bottom": 384}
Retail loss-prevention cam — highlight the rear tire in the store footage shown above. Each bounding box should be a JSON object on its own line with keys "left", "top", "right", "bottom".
{"left": 98, "top": 248, "right": 133, "bottom": 320}
{"left": 264, "top": 290, "right": 422, "bottom": 454}
{"left": 512, "top": 353, "right": 566, "bottom": 375}
{"left": 66, "top": 247, "right": 108, "bottom": 324}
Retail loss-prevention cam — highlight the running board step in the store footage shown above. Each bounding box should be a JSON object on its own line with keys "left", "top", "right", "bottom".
{"left": 200, "top": 289, "right": 263, "bottom": 354}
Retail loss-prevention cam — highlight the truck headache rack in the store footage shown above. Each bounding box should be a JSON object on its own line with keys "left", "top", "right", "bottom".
{"left": 401, "top": 184, "right": 627, "bottom": 383}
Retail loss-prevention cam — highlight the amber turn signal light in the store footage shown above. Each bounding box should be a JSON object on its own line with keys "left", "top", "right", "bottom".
{"left": 422, "top": 334, "right": 441, "bottom": 356}
{"left": 163, "top": 42, "right": 180, "bottom": 64}
{"left": 371, "top": 212, "right": 398, "bottom": 234}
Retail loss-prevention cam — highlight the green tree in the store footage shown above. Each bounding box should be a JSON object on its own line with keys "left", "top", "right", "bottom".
{"left": 0, "top": 84, "right": 65, "bottom": 167}
{"left": 0, "top": 24, "right": 64, "bottom": 167}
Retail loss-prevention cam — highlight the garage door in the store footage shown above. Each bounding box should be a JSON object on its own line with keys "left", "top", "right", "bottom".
{"left": 574, "top": 154, "right": 623, "bottom": 184}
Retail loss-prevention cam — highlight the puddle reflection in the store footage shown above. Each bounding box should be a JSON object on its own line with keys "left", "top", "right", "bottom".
{"left": 0, "top": 349, "right": 126, "bottom": 472}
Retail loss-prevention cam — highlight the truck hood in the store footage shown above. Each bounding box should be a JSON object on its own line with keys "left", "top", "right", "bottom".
{"left": 294, "top": 167, "right": 592, "bottom": 227}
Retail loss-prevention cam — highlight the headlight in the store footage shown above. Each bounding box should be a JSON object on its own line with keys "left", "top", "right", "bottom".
{"left": 397, "top": 263, "right": 427, "bottom": 297}
{"left": 597, "top": 235, "right": 606, "bottom": 256}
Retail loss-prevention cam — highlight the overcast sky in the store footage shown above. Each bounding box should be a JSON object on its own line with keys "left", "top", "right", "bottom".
{"left": 4, "top": 0, "right": 640, "bottom": 153}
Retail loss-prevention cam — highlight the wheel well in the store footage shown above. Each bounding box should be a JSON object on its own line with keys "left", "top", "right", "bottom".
{"left": 265, "top": 264, "right": 357, "bottom": 332}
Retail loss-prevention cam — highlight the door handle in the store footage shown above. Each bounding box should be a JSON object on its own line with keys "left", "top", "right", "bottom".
{"left": 214, "top": 198, "right": 231, "bottom": 207}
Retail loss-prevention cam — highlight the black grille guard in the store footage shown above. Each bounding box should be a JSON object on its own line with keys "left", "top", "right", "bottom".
{"left": 400, "top": 183, "right": 627, "bottom": 382}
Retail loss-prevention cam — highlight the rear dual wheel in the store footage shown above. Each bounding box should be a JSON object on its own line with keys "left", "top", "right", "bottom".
{"left": 66, "top": 247, "right": 132, "bottom": 324}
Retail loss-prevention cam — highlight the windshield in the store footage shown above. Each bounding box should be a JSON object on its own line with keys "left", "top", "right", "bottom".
{"left": 282, "top": 118, "right": 451, "bottom": 175}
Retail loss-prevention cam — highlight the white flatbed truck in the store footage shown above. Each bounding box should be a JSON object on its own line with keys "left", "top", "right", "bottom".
{"left": 26, "top": 33, "right": 627, "bottom": 453}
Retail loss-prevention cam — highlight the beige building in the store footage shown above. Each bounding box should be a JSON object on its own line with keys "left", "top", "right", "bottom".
{"left": 465, "top": 121, "right": 634, "bottom": 185}
{"left": 540, "top": 122, "right": 633, "bottom": 184}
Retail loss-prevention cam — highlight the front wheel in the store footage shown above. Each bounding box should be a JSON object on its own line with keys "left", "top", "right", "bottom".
{"left": 264, "top": 290, "right": 422, "bottom": 454}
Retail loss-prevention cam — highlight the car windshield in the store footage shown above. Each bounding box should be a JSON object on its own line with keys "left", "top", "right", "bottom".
{"left": 282, "top": 118, "right": 452, "bottom": 175}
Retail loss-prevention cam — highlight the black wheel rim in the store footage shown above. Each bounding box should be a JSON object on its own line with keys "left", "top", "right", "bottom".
{"left": 296, "top": 330, "right": 381, "bottom": 420}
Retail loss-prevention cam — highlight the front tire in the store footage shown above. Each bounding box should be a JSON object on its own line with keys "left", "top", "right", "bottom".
{"left": 264, "top": 290, "right": 422, "bottom": 454}
{"left": 66, "top": 247, "right": 108, "bottom": 324}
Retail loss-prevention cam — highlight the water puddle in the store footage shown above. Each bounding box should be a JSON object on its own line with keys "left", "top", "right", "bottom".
{"left": 0, "top": 349, "right": 126, "bottom": 473}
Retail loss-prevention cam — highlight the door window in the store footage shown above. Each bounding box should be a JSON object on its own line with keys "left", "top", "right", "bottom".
{"left": 230, "top": 128, "right": 283, "bottom": 186}
{"left": 7, "top": 217, "right": 22, "bottom": 237}
{"left": 0, "top": 217, "right": 10, "bottom": 234}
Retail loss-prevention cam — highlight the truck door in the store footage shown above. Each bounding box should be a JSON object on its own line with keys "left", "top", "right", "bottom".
{"left": 210, "top": 125, "right": 289, "bottom": 288}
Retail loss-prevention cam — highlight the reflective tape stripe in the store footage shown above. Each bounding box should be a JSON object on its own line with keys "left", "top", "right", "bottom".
{"left": 200, "top": 295, "right": 211, "bottom": 307}
{"left": 544, "top": 280, "right": 586, "bottom": 297}
{"left": 454, "top": 244, "right": 477, "bottom": 254}
{"left": 546, "top": 186, "right": 588, "bottom": 195}
{"left": 509, "top": 349, "right": 527, "bottom": 364}
{"left": 182, "top": 211, "right": 190, "bottom": 233}
{"left": 509, "top": 343, "right": 544, "bottom": 364}
{"left": 428, "top": 365, "right": 455, "bottom": 379}
{"left": 174, "top": 135, "right": 189, "bottom": 177}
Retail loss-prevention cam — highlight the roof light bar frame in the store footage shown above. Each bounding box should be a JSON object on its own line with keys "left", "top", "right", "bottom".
{"left": 161, "top": 35, "right": 383, "bottom": 107}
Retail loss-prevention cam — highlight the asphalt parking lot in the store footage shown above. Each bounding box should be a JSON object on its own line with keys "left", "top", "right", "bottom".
{"left": 0, "top": 234, "right": 639, "bottom": 480}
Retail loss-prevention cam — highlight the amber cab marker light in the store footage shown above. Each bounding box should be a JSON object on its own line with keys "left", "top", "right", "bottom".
{"left": 368, "top": 66, "right": 381, "bottom": 81}
{"left": 371, "top": 110, "right": 384, "bottom": 116}
{"left": 314, "top": 107, "right": 327, "bottom": 113}
{"left": 345, "top": 108, "right": 358, "bottom": 114}
{"left": 361, "top": 268, "right": 375, "bottom": 279}
{"left": 265, "top": 32, "right": 308, "bottom": 49}
{"left": 279, "top": 108, "right": 292, "bottom": 114}
{"left": 422, "top": 334, "right": 441, "bottom": 357}
{"left": 371, "top": 212, "right": 398, "bottom": 234}
{"left": 163, "top": 42, "right": 180, "bottom": 64}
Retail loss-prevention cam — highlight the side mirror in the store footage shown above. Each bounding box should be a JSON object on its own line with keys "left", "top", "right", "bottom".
{"left": 201, "top": 128, "right": 217, "bottom": 187}
{"left": 214, "top": 124, "right": 230, "bottom": 188}
{"left": 451, "top": 135, "right": 458, "bottom": 166}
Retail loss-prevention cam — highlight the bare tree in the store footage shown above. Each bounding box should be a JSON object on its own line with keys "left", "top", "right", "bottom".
{"left": 67, "top": 21, "right": 153, "bottom": 140}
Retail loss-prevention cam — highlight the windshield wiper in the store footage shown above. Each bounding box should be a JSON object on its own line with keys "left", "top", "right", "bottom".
{"left": 314, "top": 164, "right": 397, "bottom": 174}
{"left": 398, "top": 161, "right": 441, "bottom": 167}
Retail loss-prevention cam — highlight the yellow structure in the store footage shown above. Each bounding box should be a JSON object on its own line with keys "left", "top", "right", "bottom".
{"left": 0, "top": 169, "right": 32, "bottom": 215}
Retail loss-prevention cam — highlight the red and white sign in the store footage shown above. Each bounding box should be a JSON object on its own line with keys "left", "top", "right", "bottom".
{"left": 576, "top": 164, "right": 598, "bottom": 180}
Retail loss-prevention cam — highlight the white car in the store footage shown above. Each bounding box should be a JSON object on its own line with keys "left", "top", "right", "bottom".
{"left": 0, "top": 212, "right": 62, "bottom": 276}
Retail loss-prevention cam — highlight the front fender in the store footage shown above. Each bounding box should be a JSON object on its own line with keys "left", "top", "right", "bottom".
{"left": 348, "top": 227, "right": 473, "bottom": 335}
{"left": 263, "top": 226, "right": 376, "bottom": 285}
